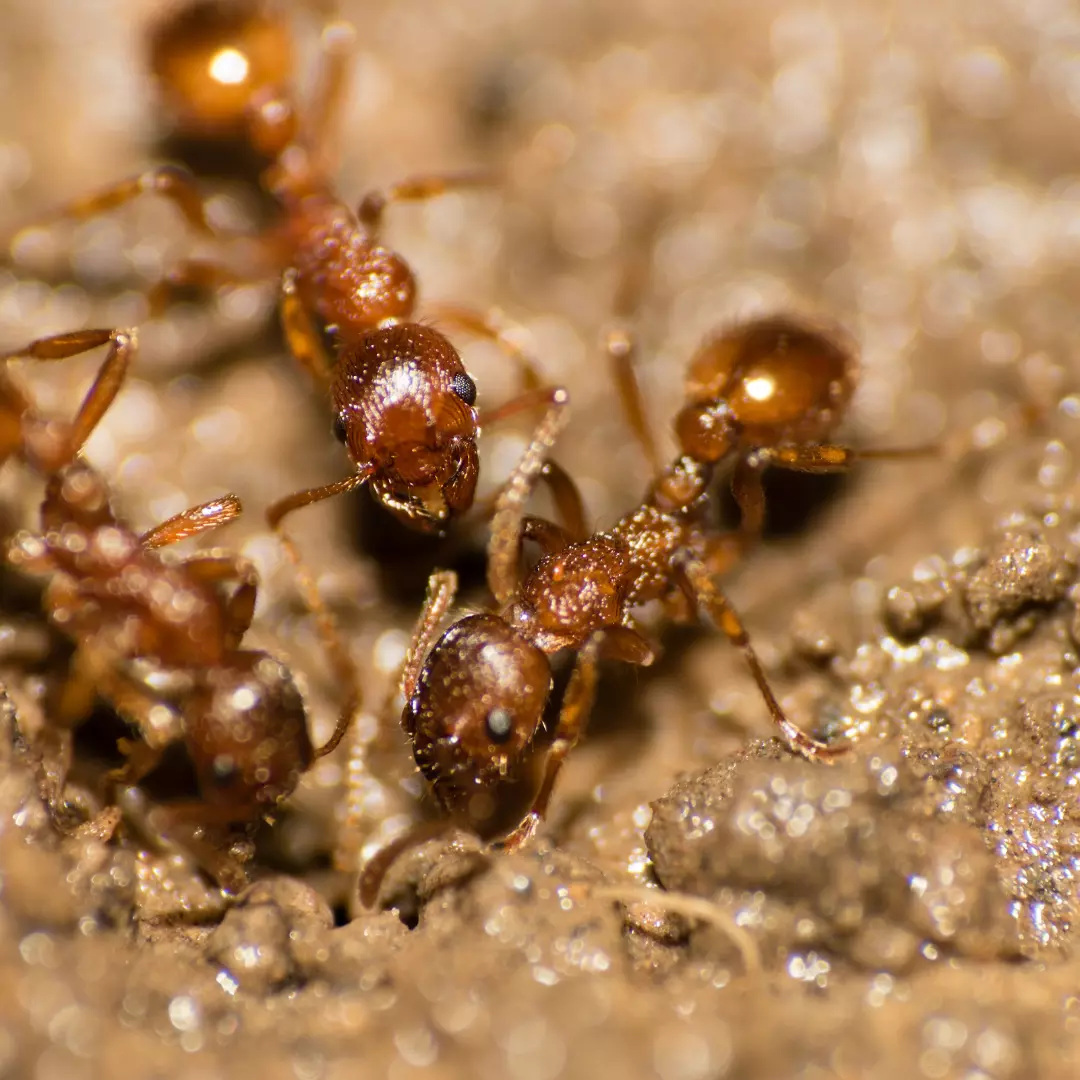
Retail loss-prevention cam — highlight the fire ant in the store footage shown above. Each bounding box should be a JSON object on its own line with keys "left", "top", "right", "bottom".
{"left": 357, "top": 313, "right": 935, "bottom": 906}
{"left": 0, "top": 326, "right": 353, "bottom": 890}
{"left": 12, "top": 1, "right": 559, "bottom": 536}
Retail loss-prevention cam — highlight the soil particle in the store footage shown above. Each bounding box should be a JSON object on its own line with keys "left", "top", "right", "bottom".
{"left": 204, "top": 877, "right": 333, "bottom": 994}
{"left": 646, "top": 741, "right": 1021, "bottom": 973}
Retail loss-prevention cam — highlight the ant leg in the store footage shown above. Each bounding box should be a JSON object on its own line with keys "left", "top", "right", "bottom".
{"left": 425, "top": 303, "right": 544, "bottom": 392}
{"left": 336, "top": 570, "right": 458, "bottom": 877}
{"left": 0, "top": 371, "right": 32, "bottom": 463}
{"left": 141, "top": 802, "right": 251, "bottom": 893}
{"left": 145, "top": 259, "right": 265, "bottom": 318}
{"left": 109, "top": 739, "right": 165, "bottom": 789}
{"left": 604, "top": 328, "right": 663, "bottom": 478}
{"left": 357, "top": 819, "right": 455, "bottom": 909}
{"left": 357, "top": 170, "right": 495, "bottom": 235}
{"left": 520, "top": 515, "right": 576, "bottom": 557}
{"left": 177, "top": 554, "right": 260, "bottom": 648}
{"left": 675, "top": 555, "right": 846, "bottom": 763}
{"left": 139, "top": 494, "right": 243, "bottom": 549}
{"left": 279, "top": 268, "right": 334, "bottom": 389}
{"left": 464, "top": 460, "right": 586, "bottom": 545}
{"left": 487, "top": 387, "right": 570, "bottom": 606}
{"left": 761, "top": 443, "right": 938, "bottom": 473}
{"left": 306, "top": 21, "right": 358, "bottom": 174}
{"left": 537, "top": 460, "right": 588, "bottom": 542}
{"left": 731, "top": 454, "right": 766, "bottom": 552}
{"left": 499, "top": 635, "right": 605, "bottom": 852}
{"left": 14, "top": 166, "right": 222, "bottom": 241}
{"left": 400, "top": 570, "right": 459, "bottom": 700}
{"left": 267, "top": 470, "right": 374, "bottom": 758}
{"left": 1, "top": 328, "right": 136, "bottom": 468}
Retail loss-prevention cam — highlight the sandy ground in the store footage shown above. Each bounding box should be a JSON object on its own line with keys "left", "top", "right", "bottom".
{"left": 0, "top": 0, "right": 1079, "bottom": 1076}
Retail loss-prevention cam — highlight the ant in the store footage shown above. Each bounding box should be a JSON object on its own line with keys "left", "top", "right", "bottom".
{"left": 0, "top": 326, "right": 353, "bottom": 890}
{"left": 12, "top": 0, "right": 560, "bottom": 536}
{"left": 357, "top": 313, "right": 935, "bottom": 906}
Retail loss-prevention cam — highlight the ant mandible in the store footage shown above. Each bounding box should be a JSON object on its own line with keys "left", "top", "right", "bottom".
{"left": 0, "top": 326, "right": 354, "bottom": 889}
{"left": 12, "top": 1, "right": 560, "bottom": 536}
{"left": 357, "top": 313, "right": 934, "bottom": 905}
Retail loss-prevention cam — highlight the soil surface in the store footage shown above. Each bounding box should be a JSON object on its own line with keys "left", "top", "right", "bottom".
{"left": 1, "top": 1, "right": 1079, "bottom": 1077}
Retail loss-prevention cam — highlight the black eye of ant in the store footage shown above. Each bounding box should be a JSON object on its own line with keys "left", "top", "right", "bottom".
{"left": 332, "top": 415, "right": 348, "bottom": 443}
{"left": 485, "top": 707, "right": 514, "bottom": 744}
{"left": 450, "top": 372, "right": 477, "bottom": 406}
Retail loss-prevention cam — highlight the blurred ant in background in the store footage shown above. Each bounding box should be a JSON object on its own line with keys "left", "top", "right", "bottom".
{"left": 10, "top": 0, "right": 560, "bottom": 537}
{"left": 0, "top": 325, "right": 353, "bottom": 889}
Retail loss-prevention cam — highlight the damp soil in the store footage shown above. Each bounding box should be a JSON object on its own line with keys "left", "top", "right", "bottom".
{"left": 1, "top": 1, "right": 1079, "bottom": 1077}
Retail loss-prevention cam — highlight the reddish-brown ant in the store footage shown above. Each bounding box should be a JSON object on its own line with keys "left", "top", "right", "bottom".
{"left": 12, "top": 3, "right": 558, "bottom": 536}
{"left": 0, "top": 326, "right": 352, "bottom": 890}
{"left": 357, "top": 314, "right": 934, "bottom": 906}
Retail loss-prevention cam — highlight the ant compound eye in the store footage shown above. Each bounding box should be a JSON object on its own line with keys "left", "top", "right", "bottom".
{"left": 332, "top": 415, "right": 348, "bottom": 444}
{"left": 485, "top": 707, "right": 514, "bottom": 744}
{"left": 450, "top": 372, "right": 477, "bottom": 406}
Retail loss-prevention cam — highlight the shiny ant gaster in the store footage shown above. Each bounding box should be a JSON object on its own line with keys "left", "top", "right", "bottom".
{"left": 0, "top": 326, "right": 351, "bottom": 889}
{"left": 358, "top": 314, "right": 933, "bottom": 905}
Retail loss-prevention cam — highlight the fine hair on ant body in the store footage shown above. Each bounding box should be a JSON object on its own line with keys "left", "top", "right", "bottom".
{"left": 357, "top": 312, "right": 936, "bottom": 907}
{"left": 12, "top": 1, "right": 564, "bottom": 537}
{"left": 0, "top": 326, "right": 353, "bottom": 890}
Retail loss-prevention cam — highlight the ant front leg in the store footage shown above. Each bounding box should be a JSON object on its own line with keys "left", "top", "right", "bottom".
{"left": 499, "top": 636, "right": 605, "bottom": 852}
{"left": 1, "top": 328, "right": 136, "bottom": 470}
{"left": 279, "top": 268, "right": 334, "bottom": 389}
{"left": 499, "top": 624, "right": 657, "bottom": 852}
{"left": 675, "top": 555, "right": 846, "bottom": 763}
{"left": 486, "top": 386, "right": 571, "bottom": 606}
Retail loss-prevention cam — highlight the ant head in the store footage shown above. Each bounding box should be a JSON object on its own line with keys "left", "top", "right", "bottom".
{"left": 148, "top": 0, "right": 294, "bottom": 139}
{"left": 674, "top": 315, "right": 857, "bottom": 461}
{"left": 333, "top": 325, "right": 480, "bottom": 532}
{"left": 186, "top": 651, "right": 313, "bottom": 818}
{"left": 404, "top": 614, "right": 551, "bottom": 826}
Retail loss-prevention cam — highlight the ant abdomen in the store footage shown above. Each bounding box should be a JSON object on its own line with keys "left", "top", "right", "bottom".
{"left": 405, "top": 613, "right": 551, "bottom": 819}
{"left": 186, "top": 650, "right": 313, "bottom": 818}
{"left": 674, "top": 315, "right": 857, "bottom": 462}
{"left": 148, "top": 0, "right": 294, "bottom": 141}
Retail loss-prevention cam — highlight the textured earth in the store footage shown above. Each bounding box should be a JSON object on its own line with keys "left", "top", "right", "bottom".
{"left": 0, "top": 0, "right": 1079, "bottom": 1077}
